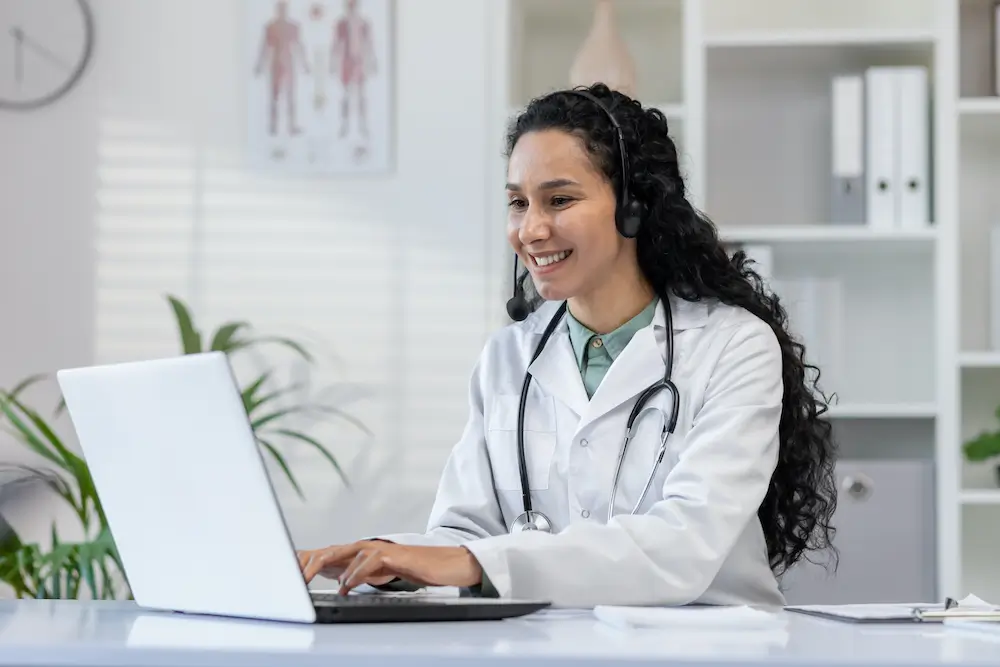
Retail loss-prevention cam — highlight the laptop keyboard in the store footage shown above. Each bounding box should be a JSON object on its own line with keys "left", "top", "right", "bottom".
{"left": 311, "top": 592, "right": 432, "bottom": 605}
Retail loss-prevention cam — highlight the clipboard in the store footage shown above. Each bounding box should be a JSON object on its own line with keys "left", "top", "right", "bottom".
{"left": 786, "top": 599, "right": 1000, "bottom": 624}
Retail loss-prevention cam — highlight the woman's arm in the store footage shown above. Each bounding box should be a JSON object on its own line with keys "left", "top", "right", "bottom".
{"left": 461, "top": 316, "right": 783, "bottom": 607}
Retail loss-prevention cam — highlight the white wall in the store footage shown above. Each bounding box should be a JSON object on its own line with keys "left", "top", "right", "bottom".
{"left": 0, "top": 0, "right": 506, "bottom": 564}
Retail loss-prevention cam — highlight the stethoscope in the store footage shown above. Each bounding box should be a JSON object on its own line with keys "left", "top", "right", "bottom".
{"left": 500, "top": 87, "right": 680, "bottom": 534}
{"left": 505, "top": 299, "right": 680, "bottom": 534}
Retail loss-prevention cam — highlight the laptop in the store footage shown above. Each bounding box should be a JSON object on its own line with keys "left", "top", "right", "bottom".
{"left": 56, "top": 352, "right": 550, "bottom": 624}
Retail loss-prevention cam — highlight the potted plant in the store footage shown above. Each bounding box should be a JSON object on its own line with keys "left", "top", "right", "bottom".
{"left": 0, "top": 294, "right": 368, "bottom": 599}
{"left": 962, "top": 405, "right": 1000, "bottom": 487}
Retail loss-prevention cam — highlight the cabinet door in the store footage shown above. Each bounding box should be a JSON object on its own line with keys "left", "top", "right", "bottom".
{"left": 779, "top": 459, "right": 936, "bottom": 605}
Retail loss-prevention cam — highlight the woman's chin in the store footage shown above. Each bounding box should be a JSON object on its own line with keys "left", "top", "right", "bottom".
{"left": 533, "top": 277, "right": 577, "bottom": 302}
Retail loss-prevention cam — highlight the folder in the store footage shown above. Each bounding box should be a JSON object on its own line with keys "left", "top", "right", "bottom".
{"left": 896, "top": 66, "right": 930, "bottom": 229}
{"left": 830, "top": 75, "right": 865, "bottom": 225}
{"left": 864, "top": 67, "right": 897, "bottom": 230}
{"left": 787, "top": 596, "right": 1000, "bottom": 624}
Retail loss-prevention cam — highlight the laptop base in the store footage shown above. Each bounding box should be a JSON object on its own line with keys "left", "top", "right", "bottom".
{"left": 311, "top": 594, "right": 550, "bottom": 623}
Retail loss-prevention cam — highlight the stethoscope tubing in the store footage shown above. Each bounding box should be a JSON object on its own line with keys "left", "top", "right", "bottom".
{"left": 510, "top": 299, "right": 679, "bottom": 533}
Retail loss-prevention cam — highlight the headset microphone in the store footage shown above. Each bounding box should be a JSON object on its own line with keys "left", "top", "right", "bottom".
{"left": 505, "top": 255, "right": 530, "bottom": 322}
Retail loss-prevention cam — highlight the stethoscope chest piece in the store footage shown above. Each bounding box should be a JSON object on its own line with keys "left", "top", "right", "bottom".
{"left": 510, "top": 510, "right": 553, "bottom": 534}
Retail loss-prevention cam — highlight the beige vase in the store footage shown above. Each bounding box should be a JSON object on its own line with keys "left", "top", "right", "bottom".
{"left": 569, "top": 0, "right": 637, "bottom": 96}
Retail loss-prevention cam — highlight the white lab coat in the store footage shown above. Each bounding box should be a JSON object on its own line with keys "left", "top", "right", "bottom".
{"left": 380, "top": 294, "right": 786, "bottom": 609}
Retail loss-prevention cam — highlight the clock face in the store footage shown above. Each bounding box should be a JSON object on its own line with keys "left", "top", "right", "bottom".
{"left": 0, "top": 0, "right": 93, "bottom": 110}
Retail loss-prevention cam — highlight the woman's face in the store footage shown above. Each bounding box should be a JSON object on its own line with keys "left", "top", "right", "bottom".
{"left": 506, "top": 129, "right": 629, "bottom": 302}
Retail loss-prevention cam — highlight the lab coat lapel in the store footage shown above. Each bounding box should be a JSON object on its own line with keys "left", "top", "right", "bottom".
{"left": 526, "top": 328, "right": 590, "bottom": 418}
{"left": 577, "top": 325, "right": 664, "bottom": 433}
{"left": 575, "top": 297, "right": 708, "bottom": 434}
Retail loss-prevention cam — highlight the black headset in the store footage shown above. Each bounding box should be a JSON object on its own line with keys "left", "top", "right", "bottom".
{"left": 505, "top": 89, "right": 644, "bottom": 323}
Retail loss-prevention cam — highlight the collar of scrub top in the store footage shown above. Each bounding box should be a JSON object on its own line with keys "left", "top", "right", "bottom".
{"left": 566, "top": 297, "right": 660, "bottom": 370}
{"left": 522, "top": 293, "right": 710, "bottom": 336}
{"left": 519, "top": 295, "right": 710, "bottom": 422}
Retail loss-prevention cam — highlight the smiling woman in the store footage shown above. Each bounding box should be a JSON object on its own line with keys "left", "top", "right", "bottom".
{"left": 298, "top": 83, "right": 838, "bottom": 610}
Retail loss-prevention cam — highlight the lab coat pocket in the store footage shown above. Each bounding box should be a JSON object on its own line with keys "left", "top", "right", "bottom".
{"left": 486, "top": 393, "right": 558, "bottom": 491}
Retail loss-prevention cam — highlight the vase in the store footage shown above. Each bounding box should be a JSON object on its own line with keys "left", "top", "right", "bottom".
{"left": 569, "top": 0, "right": 637, "bottom": 96}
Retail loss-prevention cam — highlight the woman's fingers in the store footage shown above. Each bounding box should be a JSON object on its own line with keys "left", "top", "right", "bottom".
{"left": 301, "top": 544, "right": 363, "bottom": 583}
{"left": 338, "top": 547, "right": 388, "bottom": 594}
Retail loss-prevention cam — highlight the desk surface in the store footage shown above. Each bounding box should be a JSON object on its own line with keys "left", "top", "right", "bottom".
{"left": 0, "top": 600, "right": 998, "bottom": 667}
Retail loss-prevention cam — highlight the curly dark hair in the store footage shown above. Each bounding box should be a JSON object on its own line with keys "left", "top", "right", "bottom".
{"left": 506, "top": 83, "right": 838, "bottom": 578}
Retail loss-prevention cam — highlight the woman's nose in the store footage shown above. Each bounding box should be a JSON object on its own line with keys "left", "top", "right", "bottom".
{"left": 519, "top": 206, "right": 552, "bottom": 244}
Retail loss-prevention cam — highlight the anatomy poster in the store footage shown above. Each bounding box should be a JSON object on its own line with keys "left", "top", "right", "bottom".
{"left": 247, "top": 0, "right": 393, "bottom": 175}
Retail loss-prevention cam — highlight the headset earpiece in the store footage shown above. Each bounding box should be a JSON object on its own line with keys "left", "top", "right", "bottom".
{"left": 617, "top": 197, "right": 644, "bottom": 238}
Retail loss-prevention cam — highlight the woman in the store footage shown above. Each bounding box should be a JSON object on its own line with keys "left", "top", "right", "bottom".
{"left": 298, "top": 84, "right": 837, "bottom": 608}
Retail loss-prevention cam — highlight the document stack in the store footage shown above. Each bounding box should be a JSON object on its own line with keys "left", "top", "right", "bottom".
{"left": 829, "top": 66, "right": 930, "bottom": 230}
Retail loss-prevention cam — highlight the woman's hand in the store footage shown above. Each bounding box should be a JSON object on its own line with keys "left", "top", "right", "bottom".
{"left": 297, "top": 541, "right": 483, "bottom": 594}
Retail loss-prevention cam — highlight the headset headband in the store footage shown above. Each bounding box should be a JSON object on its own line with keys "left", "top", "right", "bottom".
{"left": 561, "top": 89, "right": 632, "bottom": 214}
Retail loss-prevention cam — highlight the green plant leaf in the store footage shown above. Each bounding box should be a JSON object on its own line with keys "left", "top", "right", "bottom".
{"left": 9, "top": 373, "right": 47, "bottom": 399}
{"left": 78, "top": 541, "right": 98, "bottom": 599}
{"left": 307, "top": 404, "right": 373, "bottom": 437}
{"left": 166, "top": 294, "right": 202, "bottom": 354}
{"left": 256, "top": 437, "right": 304, "bottom": 499}
{"left": 240, "top": 373, "right": 277, "bottom": 415}
{"left": 250, "top": 406, "right": 303, "bottom": 431}
{"left": 963, "top": 431, "right": 1000, "bottom": 462}
{"left": 231, "top": 336, "right": 313, "bottom": 364}
{"left": 0, "top": 394, "right": 69, "bottom": 470}
{"left": 267, "top": 428, "right": 348, "bottom": 487}
{"left": 210, "top": 322, "right": 249, "bottom": 353}
{"left": 2, "top": 394, "right": 93, "bottom": 523}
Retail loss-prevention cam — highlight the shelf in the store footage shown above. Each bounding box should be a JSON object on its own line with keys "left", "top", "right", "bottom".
{"left": 704, "top": 28, "right": 937, "bottom": 49}
{"left": 959, "top": 97, "right": 1000, "bottom": 114}
{"left": 960, "top": 353, "right": 1000, "bottom": 368}
{"left": 826, "top": 403, "right": 937, "bottom": 419}
{"left": 718, "top": 225, "right": 937, "bottom": 243}
{"left": 961, "top": 490, "right": 1000, "bottom": 505}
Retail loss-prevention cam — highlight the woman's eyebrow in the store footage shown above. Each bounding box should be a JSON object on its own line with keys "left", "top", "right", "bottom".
{"left": 506, "top": 178, "right": 581, "bottom": 192}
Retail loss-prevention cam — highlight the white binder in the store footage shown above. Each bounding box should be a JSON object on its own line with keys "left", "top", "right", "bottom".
{"left": 830, "top": 75, "right": 865, "bottom": 224}
{"left": 897, "top": 66, "right": 930, "bottom": 229}
{"left": 991, "top": 225, "right": 1000, "bottom": 351}
{"left": 865, "top": 67, "right": 897, "bottom": 230}
{"left": 994, "top": 4, "right": 1000, "bottom": 96}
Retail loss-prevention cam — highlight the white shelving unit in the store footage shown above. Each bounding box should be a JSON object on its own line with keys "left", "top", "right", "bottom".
{"left": 490, "top": 0, "right": 1000, "bottom": 603}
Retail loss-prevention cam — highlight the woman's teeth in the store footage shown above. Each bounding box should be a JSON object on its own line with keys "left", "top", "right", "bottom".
{"left": 534, "top": 251, "right": 571, "bottom": 267}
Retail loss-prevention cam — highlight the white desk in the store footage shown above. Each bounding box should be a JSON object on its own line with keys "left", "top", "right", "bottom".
{"left": 0, "top": 600, "right": 998, "bottom": 667}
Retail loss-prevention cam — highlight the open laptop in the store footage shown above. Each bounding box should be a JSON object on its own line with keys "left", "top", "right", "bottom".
{"left": 56, "top": 352, "right": 550, "bottom": 624}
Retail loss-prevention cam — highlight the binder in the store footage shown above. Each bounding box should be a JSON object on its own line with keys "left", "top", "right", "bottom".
{"left": 830, "top": 75, "right": 865, "bottom": 225}
{"left": 896, "top": 66, "right": 930, "bottom": 229}
{"left": 994, "top": 2, "right": 1000, "bottom": 96}
{"left": 991, "top": 224, "right": 1000, "bottom": 351}
{"left": 864, "top": 67, "right": 897, "bottom": 230}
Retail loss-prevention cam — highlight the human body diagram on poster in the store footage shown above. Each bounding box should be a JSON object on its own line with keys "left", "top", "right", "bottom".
{"left": 249, "top": 0, "right": 390, "bottom": 174}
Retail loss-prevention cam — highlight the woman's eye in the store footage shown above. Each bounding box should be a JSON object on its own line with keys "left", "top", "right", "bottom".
{"left": 551, "top": 196, "right": 573, "bottom": 207}
{"left": 508, "top": 199, "right": 527, "bottom": 210}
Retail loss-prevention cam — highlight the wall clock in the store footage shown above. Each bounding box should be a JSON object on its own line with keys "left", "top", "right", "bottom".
{"left": 0, "top": 0, "right": 94, "bottom": 111}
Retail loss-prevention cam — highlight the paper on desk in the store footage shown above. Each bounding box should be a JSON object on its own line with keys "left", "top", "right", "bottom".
{"left": 593, "top": 605, "right": 784, "bottom": 630}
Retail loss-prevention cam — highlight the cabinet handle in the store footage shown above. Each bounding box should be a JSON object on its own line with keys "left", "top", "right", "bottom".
{"left": 842, "top": 473, "right": 873, "bottom": 501}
